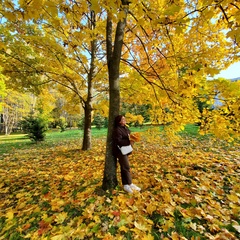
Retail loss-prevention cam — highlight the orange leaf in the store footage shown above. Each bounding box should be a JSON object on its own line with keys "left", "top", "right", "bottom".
{"left": 130, "top": 132, "right": 141, "bottom": 142}
{"left": 112, "top": 211, "right": 120, "bottom": 216}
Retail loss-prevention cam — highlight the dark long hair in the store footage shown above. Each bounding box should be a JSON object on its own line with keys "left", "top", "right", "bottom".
{"left": 114, "top": 115, "right": 123, "bottom": 128}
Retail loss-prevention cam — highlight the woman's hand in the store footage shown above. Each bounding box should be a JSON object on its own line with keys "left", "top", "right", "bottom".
{"left": 130, "top": 140, "right": 135, "bottom": 146}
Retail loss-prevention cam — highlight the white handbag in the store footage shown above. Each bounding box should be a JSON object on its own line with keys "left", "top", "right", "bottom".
{"left": 118, "top": 145, "right": 133, "bottom": 155}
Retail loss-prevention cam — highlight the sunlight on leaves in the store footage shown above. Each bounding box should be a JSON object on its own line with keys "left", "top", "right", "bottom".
{"left": 0, "top": 137, "right": 239, "bottom": 239}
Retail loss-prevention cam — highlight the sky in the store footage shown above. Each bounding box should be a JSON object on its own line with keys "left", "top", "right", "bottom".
{"left": 216, "top": 61, "right": 240, "bottom": 79}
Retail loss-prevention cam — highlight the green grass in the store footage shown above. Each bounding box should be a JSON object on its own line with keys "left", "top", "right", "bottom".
{"left": 0, "top": 124, "right": 201, "bottom": 157}
{"left": 0, "top": 133, "right": 31, "bottom": 156}
{"left": 179, "top": 124, "right": 213, "bottom": 141}
{"left": 0, "top": 128, "right": 105, "bottom": 156}
{"left": 181, "top": 124, "right": 199, "bottom": 136}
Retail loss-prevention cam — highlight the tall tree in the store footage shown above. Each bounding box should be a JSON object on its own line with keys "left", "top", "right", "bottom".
{"left": 0, "top": 68, "right": 6, "bottom": 113}
{"left": 0, "top": 2, "right": 106, "bottom": 150}
{"left": 1, "top": 89, "right": 32, "bottom": 134}
{"left": 102, "top": 0, "right": 131, "bottom": 190}
{"left": 103, "top": 0, "right": 239, "bottom": 189}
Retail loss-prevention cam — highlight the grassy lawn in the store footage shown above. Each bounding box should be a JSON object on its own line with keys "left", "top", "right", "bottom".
{"left": 0, "top": 129, "right": 86, "bottom": 156}
{"left": 180, "top": 123, "right": 199, "bottom": 136}
{"left": 0, "top": 133, "right": 31, "bottom": 156}
{"left": 0, "top": 125, "right": 200, "bottom": 156}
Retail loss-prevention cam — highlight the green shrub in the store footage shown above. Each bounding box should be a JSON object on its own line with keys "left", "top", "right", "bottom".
{"left": 20, "top": 115, "right": 48, "bottom": 142}
{"left": 57, "top": 117, "right": 67, "bottom": 132}
{"left": 92, "top": 114, "right": 106, "bottom": 129}
{"left": 77, "top": 116, "right": 85, "bottom": 130}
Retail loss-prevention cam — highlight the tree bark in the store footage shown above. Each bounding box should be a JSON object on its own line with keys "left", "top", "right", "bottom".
{"left": 82, "top": 103, "right": 92, "bottom": 150}
{"left": 102, "top": 1, "right": 129, "bottom": 190}
{"left": 82, "top": 11, "right": 96, "bottom": 150}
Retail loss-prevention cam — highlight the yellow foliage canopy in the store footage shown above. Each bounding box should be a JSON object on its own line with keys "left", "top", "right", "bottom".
{"left": 0, "top": 0, "right": 239, "bottom": 141}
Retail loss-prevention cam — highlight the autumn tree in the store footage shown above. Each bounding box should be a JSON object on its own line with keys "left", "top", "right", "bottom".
{"left": 102, "top": 0, "right": 239, "bottom": 189}
{"left": 0, "top": 2, "right": 106, "bottom": 150}
{"left": 119, "top": 0, "right": 239, "bottom": 136}
{"left": 1, "top": 89, "right": 32, "bottom": 134}
{"left": 102, "top": 0, "right": 131, "bottom": 190}
{"left": 199, "top": 78, "right": 240, "bottom": 140}
{"left": 0, "top": 68, "right": 6, "bottom": 113}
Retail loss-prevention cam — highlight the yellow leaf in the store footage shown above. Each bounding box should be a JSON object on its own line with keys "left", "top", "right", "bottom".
{"left": 3, "top": 11, "right": 17, "bottom": 21}
{"left": 209, "top": 223, "right": 220, "bottom": 232}
{"left": 142, "top": 234, "right": 154, "bottom": 240}
{"left": 161, "top": 191, "right": 172, "bottom": 203}
{"left": 146, "top": 202, "right": 157, "bottom": 215}
{"left": 6, "top": 210, "right": 14, "bottom": 220}
{"left": 55, "top": 212, "right": 68, "bottom": 224}
{"left": 45, "top": 2, "right": 58, "bottom": 18}
{"left": 227, "top": 194, "right": 239, "bottom": 203}
{"left": 171, "top": 231, "right": 180, "bottom": 240}
{"left": 134, "top": 221, "right": 148, "bottom": 231}
{"left": 90, "top": 0, "right": 101, "bottom": 13}
{"left": 162, "top": 220, "right": 174, "bottom": 232}
{"left": 119, "top": 225, "right": 128, "bottom": 232}
{"left": 51, "top": 199, "right": 65, "bottom": 211}
{"left": 214, "top": 229, "right": 236, "bottom": 239}
{"left": 189, "top": 222, "right": 197, "bottom": 231}
{"left": 64, "top": 173, "right": 74, "bottom": 181}
{"left": 93, "top": 215, "right": 101, "bottom": 223}
{"left": 180, "top": 125, "right": 185, "bottom": 131}
{"left": 233, "top": 224, "right": 240, "bottom": 233}
{"left": 34, "top": 206, "right": 41, "bottom": 213}
{"left": 51, "top": 234, "right": 66, "bottom": 240}
{"left": 17, "top": 202, "right": 26, "bottom": 210}
{"left": 16, "top": 192, "right": 25, "bottom": 198}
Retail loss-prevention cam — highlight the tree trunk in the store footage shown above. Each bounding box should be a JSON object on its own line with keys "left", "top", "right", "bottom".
{"left": 102, "top": 1, "right": 129, "bottom": 190}
{"left": 81, "top": 11, "right": 96, "bottom": 151}
{"left": 2, "top": 107, "right": 14, "bottom": 135}
{"left": 82, "top": 104, "right": 92, "bottom": 150}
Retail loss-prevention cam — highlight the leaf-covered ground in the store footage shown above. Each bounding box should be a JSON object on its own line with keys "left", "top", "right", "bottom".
{"left": 0, "top": 137, "right": 239, "bottom": 240}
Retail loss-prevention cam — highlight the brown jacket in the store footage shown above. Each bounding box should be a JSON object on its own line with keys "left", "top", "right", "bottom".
{"left": 112, "top": 125, "right": 131, "bottom": 156}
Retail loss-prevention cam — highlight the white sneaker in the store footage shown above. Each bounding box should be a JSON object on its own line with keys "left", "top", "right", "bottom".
{"left": 130, "top": 183, "right": 141, "bottom": 192}
{"left": 123, "top": 185, "right": 133, "bottom": 194}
